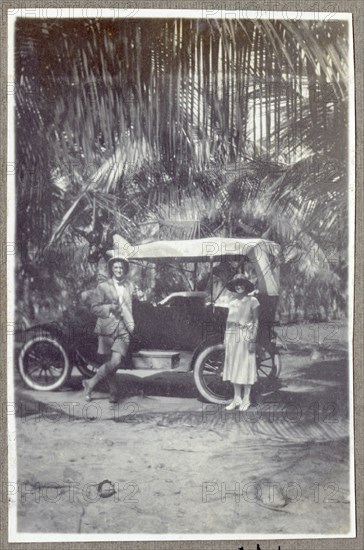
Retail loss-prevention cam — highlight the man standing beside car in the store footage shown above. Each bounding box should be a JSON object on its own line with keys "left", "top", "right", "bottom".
{"left": 82, "top": 252, "right": 135, "bottom": 403}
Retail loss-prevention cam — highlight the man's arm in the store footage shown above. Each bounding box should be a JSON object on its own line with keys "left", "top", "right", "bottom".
{"left": 121, "top": 282, "right": 135, "bottom": 333}
{"left": 90, "top": 285, "right": 114, "bottom": 319}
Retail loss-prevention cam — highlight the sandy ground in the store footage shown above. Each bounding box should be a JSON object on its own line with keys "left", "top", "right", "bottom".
{"left": 12, "top": 321, "right": 352, "bottom": 537}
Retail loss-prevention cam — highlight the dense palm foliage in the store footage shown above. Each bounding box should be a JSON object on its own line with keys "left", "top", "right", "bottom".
{"left": 15, "top": 17, "right": 350, "bottom": 319}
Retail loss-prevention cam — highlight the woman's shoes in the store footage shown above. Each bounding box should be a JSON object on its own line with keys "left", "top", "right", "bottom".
{"left": 239, "top": 400, "right": 251, "bottom": 412}
{"left": 225, "top": 399, "right": 243, "bottom": 411}
{"left": 82, "top": 380, "right": 92, "bottom": 402}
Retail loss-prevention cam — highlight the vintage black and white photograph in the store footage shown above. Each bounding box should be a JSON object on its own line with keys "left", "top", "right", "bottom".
{"left": 7, "top": 7, "right": 355, "bottom": 542}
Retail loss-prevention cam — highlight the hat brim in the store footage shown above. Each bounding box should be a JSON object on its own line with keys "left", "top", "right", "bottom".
{"left": 226, "top": 278, "right": 255, "bottom": 293}
{"left": 107, "top": 256, "right": 129, "bottom": 265}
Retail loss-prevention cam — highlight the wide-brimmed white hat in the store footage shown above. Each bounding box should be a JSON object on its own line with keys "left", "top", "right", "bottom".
{"left": 106, "top": 250, "right": 129, "bottom": 273}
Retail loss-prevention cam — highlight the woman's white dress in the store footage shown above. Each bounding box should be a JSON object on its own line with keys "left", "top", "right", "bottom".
{"left": 222, "top": 296, "right": 260, "bottom": 385}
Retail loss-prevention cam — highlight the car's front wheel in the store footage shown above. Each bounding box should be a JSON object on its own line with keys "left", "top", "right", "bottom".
{"left": 18, "top": 335, "right": 72, "bottom": 391}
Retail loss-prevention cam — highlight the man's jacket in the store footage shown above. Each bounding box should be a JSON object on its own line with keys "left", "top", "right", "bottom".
{"left": 90, "top": 278, "right": 135, "bottom": 336}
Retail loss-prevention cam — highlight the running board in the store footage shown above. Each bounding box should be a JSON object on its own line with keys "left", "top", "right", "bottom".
{"left": 131, "top": 350, "right": 180, "bottom": 371}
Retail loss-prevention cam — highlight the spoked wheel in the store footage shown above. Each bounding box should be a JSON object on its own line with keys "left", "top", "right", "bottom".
{"left": 193, "top": 344, "right": 232, "bottom": 404}
{"left": 194, "top": 343, "right": 282, "bottom": 404}
{"left": 18, "top": 336, "right": 72, "bottom": 391}
{"left": 256, "top": 344, "right": 281, "bottom": 381}
{"left": 73, "top": 350, "right": 99, "bottom": 379}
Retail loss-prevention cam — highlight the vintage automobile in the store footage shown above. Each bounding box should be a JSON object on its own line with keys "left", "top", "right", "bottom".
{"left": 17, "top": 237, "right": 282, "bottom": 404}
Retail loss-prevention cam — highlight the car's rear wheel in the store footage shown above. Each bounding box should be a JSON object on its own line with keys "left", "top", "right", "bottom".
{"left": 18, "top": 335, "right": 72, "bottom": 391}
{"left": 256, "top": 345, "right": 281, "bottom": 380}
{"left": 193, "top": 344, "right": 232, "bottom": 404}
{"left": 193, "top": 343, "right": 281, "bottom": 404}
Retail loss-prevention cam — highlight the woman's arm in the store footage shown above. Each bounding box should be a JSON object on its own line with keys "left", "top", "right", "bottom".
{"left": 248, "top": 300, "right": 260, "bottom": 353}
{"left": 251, "top": 304, "right": 259, "bottom": 341}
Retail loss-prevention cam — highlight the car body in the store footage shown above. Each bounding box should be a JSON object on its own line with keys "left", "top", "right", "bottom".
{"left": 17, "top": 237, "right": 282, "bottom": 403}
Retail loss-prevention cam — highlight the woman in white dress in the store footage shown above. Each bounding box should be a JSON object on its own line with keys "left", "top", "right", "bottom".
{"left": 223, "top": 274, "right": 260, "bottom": 411}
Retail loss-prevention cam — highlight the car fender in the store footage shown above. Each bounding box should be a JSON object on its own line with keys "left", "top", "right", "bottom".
{"left": 17, "top": 322, "right": 72, "bottom": 351}
{"left": 189, "top": 335, "right": 224, "bottom": 371}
